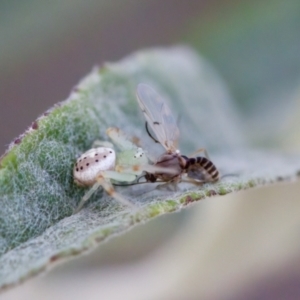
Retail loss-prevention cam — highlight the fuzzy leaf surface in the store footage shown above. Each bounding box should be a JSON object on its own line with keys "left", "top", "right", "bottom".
{"left": 0, "top": 46, "right": 299, "bottom": 290}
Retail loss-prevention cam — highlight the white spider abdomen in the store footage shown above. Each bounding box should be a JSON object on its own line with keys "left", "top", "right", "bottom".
{"left": 73, "top": 147, "right": 116, "bottom": 186}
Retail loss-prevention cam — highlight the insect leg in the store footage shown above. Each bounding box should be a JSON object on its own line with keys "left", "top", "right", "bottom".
{"left": 74, "top": 181, "right": 102, "bottom": 213}
{"left": 154, "top": 174, "right": 182, "bottom": 191}
{"left": 181, "top": 177, "right": 207, "bottom": 185}
{"left": 106, "top": 127, "right": 139, "bottom": 151}
{"left": 92, "top": 140, "right": 114, "bottom": 148}
{"left": 188, "top": 148, "right": 210, "bottom": 159}
{"left": 96, "top": 174, "right": 136, "bottom": 208}
{"left": 145, "top": 122, "right": 159, "bottom": 143}
{"left": 101, "top": 170, "right": 137, "bottom": 182}
{"left": 156, "top": 180, "right": 179, "bottom": 191}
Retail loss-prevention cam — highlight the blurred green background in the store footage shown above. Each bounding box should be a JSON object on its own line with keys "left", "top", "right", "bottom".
{"left": 1, "top": 0, "right": 300, "bottom": 299}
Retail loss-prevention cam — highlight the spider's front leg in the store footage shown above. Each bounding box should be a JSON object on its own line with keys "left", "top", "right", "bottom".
{"left": 98, "top": 171, "right": 138, "bottom": 208}
{"left": 92, "top": 140, "right": 114, "bottom": 148}
{"left": 106, "top": 127, "right": 139, "bottom": 151}
{"left": 74, "top": 170, "right": 137, "bottom": 213}
{"left": 74, "top": 181, "right": 102, "bottom": 213}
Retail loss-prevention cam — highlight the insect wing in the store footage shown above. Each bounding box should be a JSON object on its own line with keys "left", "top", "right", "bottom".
{"left": 187, "top": 165, "right": 213, "bottom": 182}
{"left": 136, "top": 84, "right": 179, "bottom": 151}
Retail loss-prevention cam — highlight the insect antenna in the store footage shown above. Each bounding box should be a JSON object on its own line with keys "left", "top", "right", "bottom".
{"left": 145, "top": 121, "right": 160, "bottom": 144}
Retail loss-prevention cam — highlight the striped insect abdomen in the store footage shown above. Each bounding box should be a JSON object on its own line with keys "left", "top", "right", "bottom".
{"left": 185, "top": 156, "right": 219, "bottom": 182}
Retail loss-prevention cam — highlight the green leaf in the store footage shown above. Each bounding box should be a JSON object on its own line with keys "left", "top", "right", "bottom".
{"left": 0, "top": 46, "right": 299, "bottom": 291}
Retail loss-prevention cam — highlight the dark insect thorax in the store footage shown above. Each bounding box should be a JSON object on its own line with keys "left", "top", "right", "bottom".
{"left": 145, "top": 153, "right": 185, "bottom": 183}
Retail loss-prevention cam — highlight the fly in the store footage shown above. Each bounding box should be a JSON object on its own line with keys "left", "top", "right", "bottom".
{"left": 136, "top": 83, "right": 219, "bottom": 186}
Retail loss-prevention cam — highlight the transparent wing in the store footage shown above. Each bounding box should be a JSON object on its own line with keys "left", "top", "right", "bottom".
{"left": 136, "top": 83, "right": 180, "bottom": 151}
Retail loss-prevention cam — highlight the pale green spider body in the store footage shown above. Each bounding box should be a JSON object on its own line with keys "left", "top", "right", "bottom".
{"left": 74, "top": 127, "right": 160, "bottom": 213}
{"left": 106, "top": 127, "right": 148, "bottom": 177}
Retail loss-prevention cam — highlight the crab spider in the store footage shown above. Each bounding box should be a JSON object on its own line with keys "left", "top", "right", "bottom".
{"left": 73, "top": 127, "right": 176, "bottom": 213}
{"left": 135, "top": 83, "right": 219, "bottom": 185}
